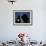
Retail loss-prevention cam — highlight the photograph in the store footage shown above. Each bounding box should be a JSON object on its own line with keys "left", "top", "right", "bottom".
{"left": 13, "top": 10, "right": 32, "bottom": 25}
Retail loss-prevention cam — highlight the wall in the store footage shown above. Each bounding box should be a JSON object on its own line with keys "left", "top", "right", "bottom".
{"left": 0, "top": 0, "right": 46, "bottom": 42}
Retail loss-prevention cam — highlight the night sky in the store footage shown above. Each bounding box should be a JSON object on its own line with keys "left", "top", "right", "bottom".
{"left": 15, "top": 12, "right": 30, "bottom": 16}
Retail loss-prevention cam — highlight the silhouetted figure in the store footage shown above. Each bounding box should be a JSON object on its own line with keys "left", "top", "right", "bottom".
{"left": 22, "top": 14, "right": 29, "bottom": 23}
{"left": 16, "top": 16, "right": 21, "bottom": 23}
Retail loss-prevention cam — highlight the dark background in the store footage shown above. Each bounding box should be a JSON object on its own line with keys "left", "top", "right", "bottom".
{"left": 15, "top": 12, "right": 30, "bottom": 23}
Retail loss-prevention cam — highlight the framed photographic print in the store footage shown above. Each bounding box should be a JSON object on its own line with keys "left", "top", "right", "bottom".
{"left": 13, "top": 10, "right": 33, "bottom": 26}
